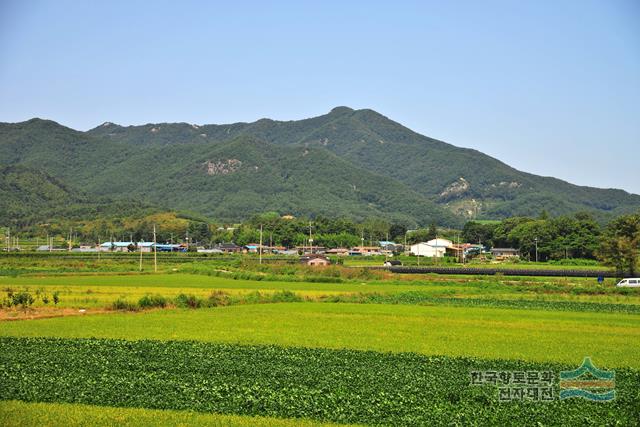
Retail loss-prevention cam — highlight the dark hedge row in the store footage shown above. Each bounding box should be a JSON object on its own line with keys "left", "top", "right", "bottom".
{"left": 389, "top": 266, "right": 621, "bottom": 278}
{"left": 349, "top": 292, "right": 640, "bottom": 315}
{"left": 1, "top": 338, "right": 638, "bottom": 425}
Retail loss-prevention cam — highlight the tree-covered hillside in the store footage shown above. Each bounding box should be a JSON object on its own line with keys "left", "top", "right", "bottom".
{"left": 0, "top": 165, "right": 153, "bottom": 228}
{"left": 2, "top": 107, "right": 639, "bottom": 226}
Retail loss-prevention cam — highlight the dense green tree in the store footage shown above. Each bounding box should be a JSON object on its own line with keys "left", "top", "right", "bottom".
{"left": 427, "top": 223, "right": 438, "bottom": 240}
{"left": 188, "top": 222, "right": 212, "bottom": 244}
{"left": 493, "top": 217, "right": 534, "bottom": 248}
{"left": 599, "top": 213, "right": 640, "bottom": 276}
{"left": 508, "top": 220, "right": 554, "bottom": 261}
{"left": 462, "top": 222, "right": 497, "bottom": 247}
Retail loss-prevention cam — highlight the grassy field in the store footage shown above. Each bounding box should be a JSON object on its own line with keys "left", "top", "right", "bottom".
{"left": 1, "top": 272, "right": 635, "bottom": 306}
{"left": 2, "top": 303, "right": 639, "bottom": 368}
{"left": 0, "top": 400, "right": 340, "bottom": 427}
{"left": 1, "top": 255, "right": 638, "bottom": 425}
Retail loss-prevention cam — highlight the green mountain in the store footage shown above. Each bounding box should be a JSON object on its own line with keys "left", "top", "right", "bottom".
{"left": 2, "top": 108, "right": 639, "bottom": 227}
{"left": 0, "top": 165, "right": 152, "bottom": 227}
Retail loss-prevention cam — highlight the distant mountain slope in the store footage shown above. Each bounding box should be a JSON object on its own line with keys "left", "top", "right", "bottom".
{"left": 0, "top": 165, "right": 152, "bottom": 226}
{"left": 2, "top": 107, "right": 639, "bottom": 226}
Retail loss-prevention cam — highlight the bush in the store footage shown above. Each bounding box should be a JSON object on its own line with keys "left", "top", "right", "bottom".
{"left": 174, "top": 294, "right": 202, "bottom": 309}
{"left": 138, "top": 294, "right": 168, "bottom": 309}
{"left": 269, "top": 290, "right": 303, "bottom": 303}
{"left": 111, "top": 297, "right": 138, "bottom": 311}
{"left": 11, "top": 292, "right": 35, "bottom": 310}
{"left": 206, "top": 291, "right": 231, "bottom": 307}
{"left": 548, "top": 258, "right": 599, "bottom": 266}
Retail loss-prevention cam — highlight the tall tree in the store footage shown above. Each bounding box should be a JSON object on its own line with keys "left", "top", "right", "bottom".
{"left": 599, "top": 213, "right": 640, "bottom": 277}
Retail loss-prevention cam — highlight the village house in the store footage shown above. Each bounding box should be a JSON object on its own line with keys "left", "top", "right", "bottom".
{"left": 136, "top": 242, "right": 155, "bottom": 253}
{"left": 379, "top": 241, "right": 403, "bottom": 253}
{"left": 350, "top": 246, "right": 382, "bottom": 256}
{"left": 294, "top": 245, "right": 327, "bottom": 254}
{"left": 99, "top": 241, "right": 135, "bottom": 252}
{"left": 300, "top": 254, "right": 331, "bottom": 266}
{"left": 325, "top": 247, "right": 350, "bottom": 256}
{"left": 216, "top": 243, "right": 242, "bottom": 253}
{"left": 491, "top": 248, "right": 520, "bottom": 260}
{"left": 197, "top": 248, "right": 223, "bottom": 254}
{"left": 409, "top": 238, "right": 453, "bottom": 258}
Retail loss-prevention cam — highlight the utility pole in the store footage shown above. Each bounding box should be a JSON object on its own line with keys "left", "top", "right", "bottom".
{"left": 435, "top": 234, "right": 438, "bottom": 266}
{"left": 139, "top": 241, "right": 143, "bottom": 272}
{"left": 259, "top": 224, "right": 263, "bottom": 264}
{"left": 98, "top": 237, "right": 101, "bottom": 260}
{"left": 186, "top": 229, "right": 189, "bottom": 251}
{"left": 384, "top": 231, "right": 389, "bottom": 262}
{"left": 308, "top": 222, "right": 313, "bottom": 254}
{"left": 153, "top": 224, "right": 158, "bottom": 273}
{"left": 534, "top": 237, "right": 539, "bottom": 263}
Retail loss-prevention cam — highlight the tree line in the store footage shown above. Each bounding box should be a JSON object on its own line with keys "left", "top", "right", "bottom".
{"left": 462, "top": 211, "right": 640, "bottom": 275}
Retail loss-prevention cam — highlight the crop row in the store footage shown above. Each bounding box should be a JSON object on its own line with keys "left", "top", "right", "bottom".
{"left": 121, "top": 290, "right": 640, "bottom": 315}
{"left": 359, "top": 292, "right": 640, "bottom": 314}
{"left": 390, "top": 266, "right": 620, "bottom": 278}
{"left": 1, "top": 337, "right": 638, "bottom": 425}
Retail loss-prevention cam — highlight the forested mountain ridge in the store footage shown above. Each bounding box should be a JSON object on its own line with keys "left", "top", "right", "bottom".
{"left": 2, "top": 107, "right": 639, "bottom": 227}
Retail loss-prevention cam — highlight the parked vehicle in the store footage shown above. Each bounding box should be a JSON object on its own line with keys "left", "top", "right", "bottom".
{"left": 616, "top": 278, "right": 640, "bottom": 288}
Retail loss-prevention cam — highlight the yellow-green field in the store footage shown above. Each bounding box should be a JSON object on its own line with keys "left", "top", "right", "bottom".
{"left": 1, "top": 273, "right": 637, "bottom": 311}
{"left": 2, "top": 302, "right": 639, "bottom": 368}
{"left": 0, "top": 400, "right": 344, "bottom": 427}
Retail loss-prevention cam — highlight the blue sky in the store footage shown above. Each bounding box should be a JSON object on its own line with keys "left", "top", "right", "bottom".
{"left": 1, "top": 0, "right": 639, "bottom": 193}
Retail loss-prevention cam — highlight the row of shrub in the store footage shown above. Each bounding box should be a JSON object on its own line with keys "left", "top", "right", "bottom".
{"left": 111, "top": 290, "right": 304, "bottom": 311}
{"left": 111, "top": 289, "right": 640, "bottom": 315}
{"left": 179, "top": 262, "right": 393, "bottom": 283}
{"left": 1, "top": 288, "right": 60, "bottom": 310}
{"left": 1, "top": 337, "right": 637, "bottom": 425}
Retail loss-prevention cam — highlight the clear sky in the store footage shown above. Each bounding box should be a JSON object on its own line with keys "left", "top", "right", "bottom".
{"left": 1, "top": 0, "right": 639, "bottom": 193}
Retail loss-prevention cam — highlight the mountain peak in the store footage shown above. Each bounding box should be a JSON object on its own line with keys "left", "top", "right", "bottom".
{"left": 329, "top": 106, "right": 354, "bottom": 115}
{"left": 99, "top": 121, "right": 121, "bottom": 128}
{"left": 22, "top": 118, "right": 59, "bottom": 126}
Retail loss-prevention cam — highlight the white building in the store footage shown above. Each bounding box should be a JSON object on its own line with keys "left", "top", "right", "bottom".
{"left": 99, "top": 241, "right": 155, "bottom": 252}
{"left": 409, "top": 238, "right": 453, "bottom": 258}
{"left": 426, "top": 238, "right": 453, "bottom": 248}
